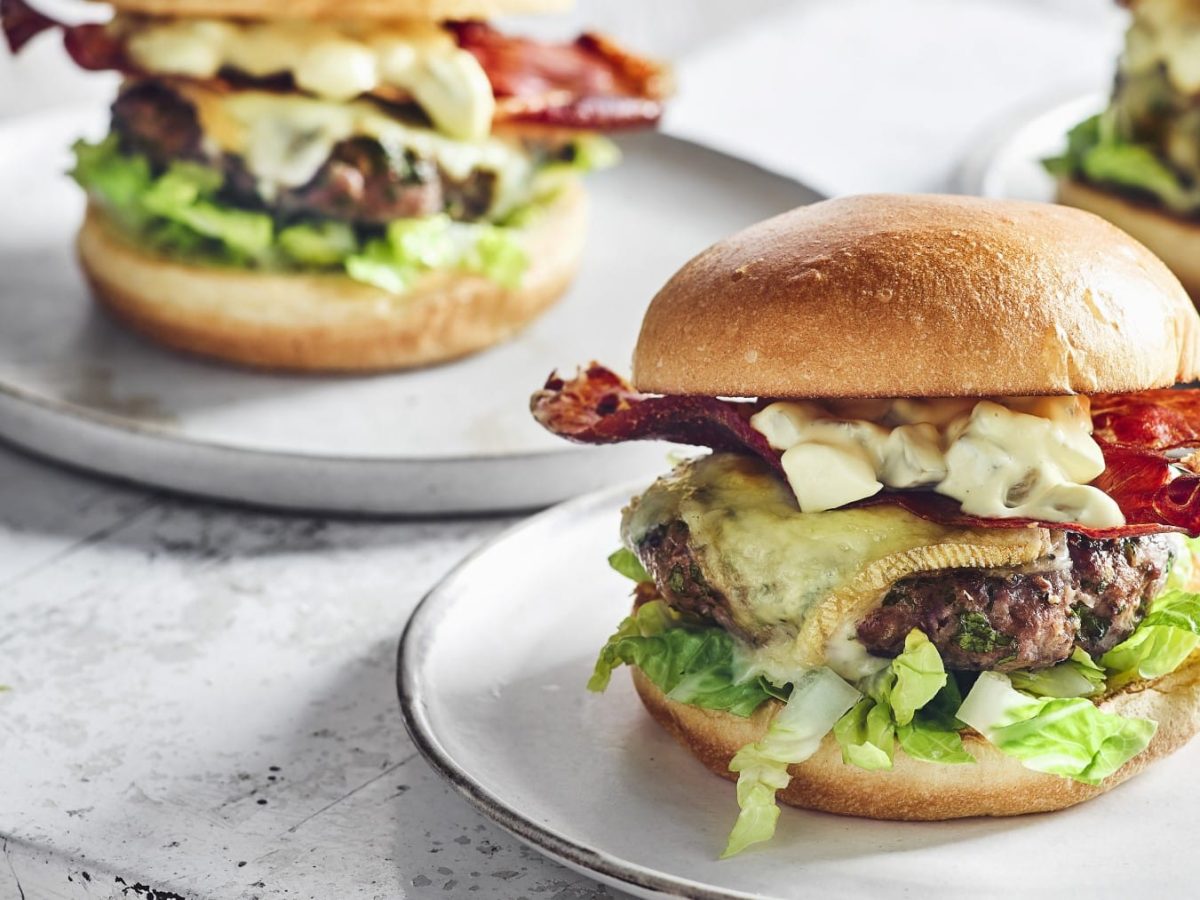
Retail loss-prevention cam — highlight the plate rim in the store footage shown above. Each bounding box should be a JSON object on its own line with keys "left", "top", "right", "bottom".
{"left": 396, "top": 480, "right": 769, "bottom": 900}
{"left": 954, "top": 88, "right": 1103, "bottom": 197}
{"left": 0, "top": 105, "right": 817, "bottom": 469}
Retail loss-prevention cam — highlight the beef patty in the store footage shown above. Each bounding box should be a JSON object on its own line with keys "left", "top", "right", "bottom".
{"left": 635, "top": 522, "right": 1176, "bottom": 671}
{"left": 109, "top": 81, "right": 509, "bottom": 225}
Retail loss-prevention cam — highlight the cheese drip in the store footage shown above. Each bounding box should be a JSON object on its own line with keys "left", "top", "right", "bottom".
{"left": 173, "top": 84, "right": 533, "bottom": 209}
{"left": 751, "top": 395, "right": 1123, "bottom": 528}
{"left": 622, "top": 454, "right": 1055, "bottom": 679}
{"left": 123, "top": 18, "right": 495, "bottom": 140}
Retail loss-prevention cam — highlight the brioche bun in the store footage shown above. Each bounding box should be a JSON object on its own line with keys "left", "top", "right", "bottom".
{"left": 103, "top": 0, "right": 571, "bottom": 20}
{"left": 77, "top": 182, "right": 585, "bottom": 372}
{"left": 1057, "top": 177, "right": 1200, "bottom": 302}
{"left": 632, "top": 193, "right": 1200, "bottom": 399}
{"left": 632, "top": 653, "right": 1200, "bottom": 820}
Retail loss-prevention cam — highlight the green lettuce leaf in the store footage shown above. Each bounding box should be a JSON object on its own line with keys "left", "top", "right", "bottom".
{"left": 890, "top": 629, "right": 947, "bottom": 726}
{"left": 1009, "top": 648, "right": 1106, "bottom": 698}
{"left": 1101, "top": 590, "right": 1200, "bottom": 688}
{"left": 587, "top": 600, "right": 775, "bottom": 716}
{"left": 834, "top": 629, "right": 971, "bottom": 768}
{"left": 346, "top": 215, "right": 527, "bottom": 293}
{"left": 956, "top": 671, "right": 1155, "bottom": 785}
{"left": 607, "top": 548, "right": 650, "bottom": 583}
{"left": 278, "top": 221, "right": 358, "bottom": 266}
{"left": 1041, "top": 111, "right": 1199, "bottom": 211}
{"left": 723, "top": 667, "right": 860, "bottom": 857}
{"left": 833, "top": 696, "right": 893, "bottom": 771}
{"left": 70, "top": 137, "right": 531, "bottom": 291}
{"left": 896, "top": 676, "right": 974, "bottom": 764}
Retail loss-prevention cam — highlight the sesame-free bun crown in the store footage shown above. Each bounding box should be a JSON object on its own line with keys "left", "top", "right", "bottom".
{"left": 632, "top": 194, "right": 1200, "bottom": 399}
{"left": 103, "top": 0, "right": 570, "bottom": 19}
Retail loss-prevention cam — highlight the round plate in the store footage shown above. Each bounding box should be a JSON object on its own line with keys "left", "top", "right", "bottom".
{"left": 399, "top": 478, "right": 1200, "bottom": 900}
{"left": 0, "top": 106, "right": 818, "bottom": 514}
{"left": 956, "top": 91, "right": 1102, "bottom": 201}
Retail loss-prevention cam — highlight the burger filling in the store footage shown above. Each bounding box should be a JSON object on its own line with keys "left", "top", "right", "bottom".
{"left": 597, "top": 453, "right": 1200, "bottom": 856}
{"left": 533, "top": 365, "right": 1200, "bottom": 858}
{"left": 1044, "top": 0, "right": 1200, "bottom": 216}
{"left": 4, "top": 6, "right": 668, "bottom": 292}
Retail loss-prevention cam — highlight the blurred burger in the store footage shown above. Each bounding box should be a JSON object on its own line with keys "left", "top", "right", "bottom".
{"left": 1047, "top": 0, "right": 1200, "bottom": 301}
{"left": 532, "top": 194, "right": 1200, "bottom": 856}
{"left": 1, "top": 0, "right": 668, "bottom": 370}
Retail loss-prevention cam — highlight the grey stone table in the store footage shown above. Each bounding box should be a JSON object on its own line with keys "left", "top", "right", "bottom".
{"left": 0, "top": 441, "right": 613, "bottom": 900}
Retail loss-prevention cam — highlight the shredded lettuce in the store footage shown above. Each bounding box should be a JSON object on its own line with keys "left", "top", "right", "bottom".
{"left": 345, "top": 215, "right": 527, "bottom": 293}
{"left": 722, "top": 667, "right": 860, "bottom": 858}
{"left": 69, "top": 135, "right": 532, "bottom": 292}
{"left": 1042, "top": 111, "right": 1200, "bottom": 211}
{"left": 1009, "top": 648, "right": 1106, "bottom": 698}
{"left": 957, "top": 671, "right": 1155, "bottom": 785}
{"left": 1101, "top": 590, "right": 1200, "bottom": 688}
{"left": 588, "top": 600, "right": 776, "bottom": 717}
{"left": 277, "top": 221, "right": 358, "bottom": 266}
{"left": 607, "top": 548, "right": 650, "bottom": 584}
{"left": 834, "top": 630, "right": 973, "bottom": 769}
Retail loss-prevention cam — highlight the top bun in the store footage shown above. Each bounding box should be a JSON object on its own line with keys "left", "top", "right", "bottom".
{"left": 104, "top": 0, "right": 570, "bottom": 19}
{"left": 632, "top": 194, "right": 1200, "bottom": 399}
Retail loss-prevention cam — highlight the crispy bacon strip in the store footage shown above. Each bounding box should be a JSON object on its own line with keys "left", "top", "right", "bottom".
{"left": 1, "top": 2, "right": 666, "bottom": 130}
{"left": 453, "top": 24, "right": 670, "bottom": 129}
{"left": 530, "top": 364, "right": 781, "bottom": 468}
{"left": 2, "top": 0, "right": 126, "bottom": 69}
{"left": 1, "top": 0, "right": 52, "bottom": 52}
{"left": 533, "top": 364, "right": 1200, "bottom": 538}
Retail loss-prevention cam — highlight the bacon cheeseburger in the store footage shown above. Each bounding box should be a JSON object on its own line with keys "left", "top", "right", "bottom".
{"left": 532, "top": 195, "right": 1200, "bottom": 856}
{"left": 2, "top": 0, "right": 666, "bottom": 370}
{"left": 1047, "top": 0, "right": 1200, "bottom": 301}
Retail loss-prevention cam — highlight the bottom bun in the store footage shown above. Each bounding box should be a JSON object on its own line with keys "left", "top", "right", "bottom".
{"left": 632, "top": 653, "right": 1200, "bottom": 820}
{"left": 77, "top": 182, "right": 587, "bottom": 372}
{"left": 1056, "top": 178, "right": 1200, "bottom": 301}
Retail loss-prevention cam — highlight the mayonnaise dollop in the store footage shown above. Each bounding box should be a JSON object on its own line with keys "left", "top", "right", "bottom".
{"left": 124, "top": 18, "right": 495, "bottom": 140}
{"left": 750, "top": 395, "right": 1124, "bottom": 528}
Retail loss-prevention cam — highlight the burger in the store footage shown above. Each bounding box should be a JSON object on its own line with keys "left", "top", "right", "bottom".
{"left": 1046, "top": 0, "right": 1200, "bottom": 301}
{"left": 531, "top": 194, "right": 1200, "bottom": 856}
{"left": 1, "top": 0, "right": 667, "bottom": 370}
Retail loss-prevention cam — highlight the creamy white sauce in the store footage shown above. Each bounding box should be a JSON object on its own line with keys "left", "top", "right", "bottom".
{"left": 751, "top": 395, "right": 1123, "bottom": 528}
{"left": 822, "top": 622, "right": 890, "bottom": 682}
{"left": 1120, "top": 0, "right": 1200, "bottom": 95}
{"left": 179, "top": 86, "right": 532, "bottom": 208}
{"left": 123, "top": 18, "right": 495, "bottom": 140}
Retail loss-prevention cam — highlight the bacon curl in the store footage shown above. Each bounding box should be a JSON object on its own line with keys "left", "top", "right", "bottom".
{"left": 532, "top": 365, "right": 1200, "bottom": 538}
{"left": 1, "top": 3, "right": 667, "bottom": 131}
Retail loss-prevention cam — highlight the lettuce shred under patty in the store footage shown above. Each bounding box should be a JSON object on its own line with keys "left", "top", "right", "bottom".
{"left": 595, "top": 547, "right": 1200, "bottom": 856}
{"left": 1043, "top": 112, "right": 1200, "bottom": 214}
{"left": 71, "top": 133, "right": 608, "bottom": 293}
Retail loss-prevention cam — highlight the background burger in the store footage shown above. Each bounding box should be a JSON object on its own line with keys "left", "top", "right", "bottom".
{"left": 532, "top": 194, "right": 1200, "bottom": 856}
{"left": 1, "top": 0, "right": 668, "bottom": 370}
{"left": 1046, "top": 0, "right": 1200, "bottom": 302}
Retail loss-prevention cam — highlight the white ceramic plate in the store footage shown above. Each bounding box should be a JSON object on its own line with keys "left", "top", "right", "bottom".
{"left": 399, "top": 479, "right": 1200, "bottom": 900}
{"left": 957, "top": 91, "right": 1102, "bottom": 201}
{"left": 0, "top": 106, "right": 818, "bottom": 514}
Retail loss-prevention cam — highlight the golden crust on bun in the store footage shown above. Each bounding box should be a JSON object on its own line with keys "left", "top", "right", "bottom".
{"left": 78, "top": 182, "right": 586, "bottom": 372}
{"left": 633, "top": 655, "right": 1200, "bottom": 820}
{"left": 632, "top": 194, "right": 1200, "bottom": 399}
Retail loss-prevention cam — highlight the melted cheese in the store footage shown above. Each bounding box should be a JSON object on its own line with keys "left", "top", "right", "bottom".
{"left": 622, "top": 454, "right": 1055, "bottom": 679}
{"left": 1121, "top": 0, "right": 1200, "bottom": 95}
{"left": 174, "top": 84, "right": 532, "bottom": 208}
{"left": 123, "top": 18, "right": 495, "bottom": 140}
{"left": 751, "top": 395, "right": 1123, "bottom": 529}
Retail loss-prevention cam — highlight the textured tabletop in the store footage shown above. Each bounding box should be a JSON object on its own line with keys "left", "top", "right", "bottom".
{"left": 0, "top": 442, "right": 622, "bottom": 899}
